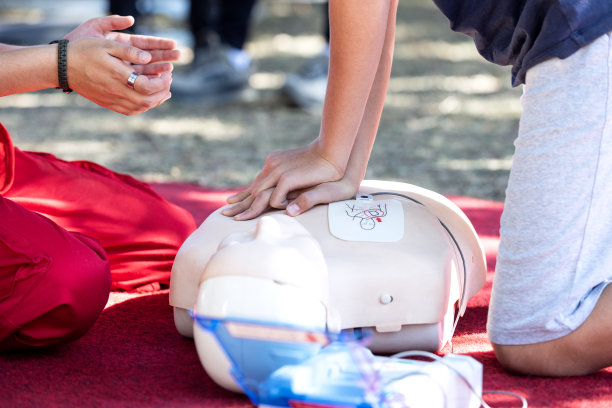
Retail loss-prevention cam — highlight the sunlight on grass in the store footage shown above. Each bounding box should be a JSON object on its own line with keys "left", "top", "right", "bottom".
{"left": 249, "top": 72, "right": 286, "bottom": 90}
{"left": 0, "top": 8, "right": 43, "bottom": 24}
{"left": 389, "top": 74, "right": 502, "bottom": 94}
{"left": 146, "top": 118, "right": 245, "bottom": 140}
{"left": 437, "top": 157, "right": 513, "bottom": 171}
{"left": 438, "top": 95, "right": 522, "bottom": 118}
{"left": 394, "top": 41, "right": 482, "bottom": 62}
{"left": 247, "top": 34, "right": 326, "bottom": 58}
{"left": 19, "top": 140, "right": 115, "bottom": 161}
{"left": 384, "top": 93, "right": 422, "bottom": 109}
{"left": 0, "top": 93, "right": 73, "bottom": 108}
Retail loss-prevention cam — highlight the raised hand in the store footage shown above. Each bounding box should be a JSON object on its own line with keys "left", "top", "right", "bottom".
{"left": 59, "top": 15, "right": 182, "bottom": 115}
{"left": 64, "top": 15, "right": 180, "bottom": 70}
{"left": 66, "top": 37, "right": 174, "bottom": 115}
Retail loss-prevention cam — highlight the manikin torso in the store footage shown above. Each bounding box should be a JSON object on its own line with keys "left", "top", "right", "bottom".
{"left": 170, "top": 180, "right": 486, "bottom": 355}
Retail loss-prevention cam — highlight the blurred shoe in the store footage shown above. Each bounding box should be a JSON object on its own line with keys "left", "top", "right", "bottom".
{"left": 172, "top": 45, "right": 254, "bottom": 103}
{"left": 282, "top": 52, "right": 329, "bottom": 110}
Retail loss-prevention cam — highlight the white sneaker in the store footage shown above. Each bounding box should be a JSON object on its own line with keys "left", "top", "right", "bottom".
{"left": 172, "top": 45, "right": 254, "bottom": 102}
{"left": 282, "top": 53, "right": 329, "bottom": 110}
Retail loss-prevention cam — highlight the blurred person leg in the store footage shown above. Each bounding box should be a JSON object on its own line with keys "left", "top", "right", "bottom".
{"left": 108, "top": 0, "right": 141, "bottom": 32}
{"left": 282, "top": 2, "right": 330, "bottom": 110}
{"left": 172, "top": 0, "right": 257, "bottom": 101}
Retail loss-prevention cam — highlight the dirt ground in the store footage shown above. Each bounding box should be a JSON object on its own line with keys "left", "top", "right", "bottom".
{"left": 0, "top": 0, "right": 521, "bottom": 201}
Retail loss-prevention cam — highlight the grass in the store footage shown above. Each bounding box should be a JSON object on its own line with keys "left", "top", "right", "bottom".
{"left": 0, "top": 0, "right": 521, "bottom": 201}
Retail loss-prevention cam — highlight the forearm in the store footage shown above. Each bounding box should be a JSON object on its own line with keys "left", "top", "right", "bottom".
{"left": 0, "top": 43, "right": 24, "bottom": 51}
{"left": 0, "top": 45, "right": 57, "bottom": 96}
{"left": 318, "top": 0, "right": 393, "bottom": 172}
{"left": 343, "top": 0, "right": 398, "bottom": 185}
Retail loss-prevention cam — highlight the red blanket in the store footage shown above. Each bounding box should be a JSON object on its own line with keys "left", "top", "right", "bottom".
{"left": 0, "top": 183, "right": 610, "bottom": 408}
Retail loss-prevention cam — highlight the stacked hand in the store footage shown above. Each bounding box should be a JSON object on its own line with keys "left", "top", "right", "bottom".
{"left": 63, "top": 15, "right": 179, "bottom": 115}
{"left": 222, "top": 140, "right": 361, "bottom": 220}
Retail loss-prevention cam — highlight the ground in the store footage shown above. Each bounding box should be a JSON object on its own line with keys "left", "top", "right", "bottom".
{"left": 0, "top": 0, "right": 521, "bottom": 201}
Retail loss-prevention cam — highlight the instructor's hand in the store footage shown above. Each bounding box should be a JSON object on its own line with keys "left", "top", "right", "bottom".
{"left": 65, "top": 15, "right": 180, "bottom": 72}
{"left": 67, "top": 37, "right": 174, "bottom": 115}
{"left": 64, "top": 15, "right": 179, "bottom": 115}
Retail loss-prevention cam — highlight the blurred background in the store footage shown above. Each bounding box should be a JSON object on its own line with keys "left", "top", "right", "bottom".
{"left": 0, "top": 0, "right": 521, "bottom": 201}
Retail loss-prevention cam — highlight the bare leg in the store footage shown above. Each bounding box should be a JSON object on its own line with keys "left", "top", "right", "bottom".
{"left": 494, "top": 284, "right": 612, "bottom": 376}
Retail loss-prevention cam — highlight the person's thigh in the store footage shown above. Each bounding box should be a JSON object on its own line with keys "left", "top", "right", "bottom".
{"left": 0, "top": 195, "right": 111, "bottom": 350}
{"left": 4, "top": 149, "right": 196, "bottom": 291}
{"left": 487, "top": 33, "right": 612, "bottom": 373}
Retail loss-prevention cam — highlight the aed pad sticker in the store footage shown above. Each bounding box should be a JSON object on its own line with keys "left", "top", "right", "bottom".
{"left": 328, "top": 199, "right": 404, "bottom": 242}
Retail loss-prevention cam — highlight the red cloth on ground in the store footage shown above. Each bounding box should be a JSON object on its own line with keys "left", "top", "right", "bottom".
{"left": 0, "top": 123, "right": 196, "bottom": 349}
{"left": 2, "top": 185, "right": 611, "bottom": 407}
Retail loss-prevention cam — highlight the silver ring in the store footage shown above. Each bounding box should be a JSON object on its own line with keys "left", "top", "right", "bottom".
{"left": 126, "top": 71, "right": 140, "bottom": 89}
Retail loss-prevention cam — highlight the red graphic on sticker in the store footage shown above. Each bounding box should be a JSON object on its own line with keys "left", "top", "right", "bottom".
{"left": 344, "top": 203, "right": 388, "bottom": 231}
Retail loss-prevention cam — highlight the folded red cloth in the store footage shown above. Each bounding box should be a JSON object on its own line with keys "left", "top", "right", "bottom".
{"left": 0, "top": 122, "right": 15, "bottom": 195}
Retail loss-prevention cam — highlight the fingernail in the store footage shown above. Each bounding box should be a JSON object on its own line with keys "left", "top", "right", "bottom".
{"left": 287, "top": 203, "right": 300, "bottom": 216}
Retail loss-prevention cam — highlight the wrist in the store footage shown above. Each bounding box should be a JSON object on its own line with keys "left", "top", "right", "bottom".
{"left": 312, "top": 137, "right": 349, "bottom": 177}
{"left": 49, "top": 39, "right": 72, "bottom": 93}
{"left": 40, "top": 45, "right": 60, "bottom": 90}
{"left": 343, "top": 161, "right": 367, "bottom": 188}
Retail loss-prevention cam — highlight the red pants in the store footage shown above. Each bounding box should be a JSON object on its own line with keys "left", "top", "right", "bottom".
{"left": 0, "top": 123, "right": 196, "bottom": 350}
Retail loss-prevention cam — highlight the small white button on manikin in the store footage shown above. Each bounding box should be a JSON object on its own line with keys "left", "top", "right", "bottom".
{"left": 379, "top": 294, "right": 393, "bottom": 304}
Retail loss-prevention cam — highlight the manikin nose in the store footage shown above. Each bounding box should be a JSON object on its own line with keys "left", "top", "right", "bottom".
{"left": 253, "top": 216, "right": 283, "bottom": 241}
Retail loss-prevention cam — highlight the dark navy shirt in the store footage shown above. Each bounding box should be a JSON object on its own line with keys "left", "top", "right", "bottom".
{"left": 432, "top": 0, "right": 612, "bottom": 85}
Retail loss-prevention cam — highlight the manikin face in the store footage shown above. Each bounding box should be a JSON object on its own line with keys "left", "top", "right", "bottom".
{"left": 201, "top": 214, "right": 329, "bottom": 303}
{"left": 194, "top": 215, "right": 331, "bottom": 396}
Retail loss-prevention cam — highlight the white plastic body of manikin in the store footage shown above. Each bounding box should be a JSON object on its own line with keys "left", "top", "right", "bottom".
{"left": 169, "top": 180, "right": 487, "bottom": 392}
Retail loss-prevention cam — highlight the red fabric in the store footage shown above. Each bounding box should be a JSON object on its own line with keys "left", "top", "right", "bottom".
{"left": 0, "top": 124, "right": 196, "bottom": 350}
{"left": 1, "top": 142, "right": 196, "bottom": 290}
{"left": 0, "top": 195, "right": 111, "bottom": 350}
{"left": 0, "top": 123, "right": 15, "bottom": 194}
{"left": 1, "top": 183, "right": 611, "bottom": 407}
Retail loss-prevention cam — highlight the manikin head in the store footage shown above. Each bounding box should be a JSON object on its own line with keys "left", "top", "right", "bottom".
{"left": 193, "top": 214, "right": 332, "bottom": 394}
{"left": 201, "top": 214, "right": 329, "bottom": 303}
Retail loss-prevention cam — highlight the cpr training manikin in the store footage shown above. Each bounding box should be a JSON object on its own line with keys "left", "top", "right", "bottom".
{"left": 169, "top": 180, "right": 487, "bottom": 405}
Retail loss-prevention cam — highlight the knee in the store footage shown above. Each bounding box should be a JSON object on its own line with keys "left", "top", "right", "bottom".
{"left": 6, "top": 240, "right": 111, "bottom": 350}
{"left": 53, "top": 247, "right": 111, "bottom": 341}
{"left": 492, "top": 341, "right": 597, "bottom": 377}
{"left": 493, "top": 343, "right": 542, "bottom": 375}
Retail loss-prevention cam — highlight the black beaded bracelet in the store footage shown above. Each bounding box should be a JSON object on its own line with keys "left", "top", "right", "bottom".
{"left": 49, "top": 39, "right": 72, "bottom": 94}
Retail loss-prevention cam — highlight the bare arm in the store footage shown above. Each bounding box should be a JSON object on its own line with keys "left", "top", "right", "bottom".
{"left": 328, "top": 0, "right": 398, "bottom": 190}
{"left": 224, "top": 0, "right": 398, "bottom": 220}
{"left": 0, "top": 15, "right": 180, "bottom": 115}
{"left": 0, "top": 43, "right": 23, "bottom": 51}
{"left": 0, "top": 45, "right": 57, "bottom": 96}
{"left": 316, "top": 0, "right": 395, "bottom": 171}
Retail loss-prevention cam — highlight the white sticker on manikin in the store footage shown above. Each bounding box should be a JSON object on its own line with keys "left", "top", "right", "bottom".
{"left": 328, "top": 199, "right": 404, "bottom": 242}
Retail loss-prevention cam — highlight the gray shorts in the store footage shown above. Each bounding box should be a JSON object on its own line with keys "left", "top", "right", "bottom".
{"left": 487, "top": 33, "right": 612, "bottom": 345}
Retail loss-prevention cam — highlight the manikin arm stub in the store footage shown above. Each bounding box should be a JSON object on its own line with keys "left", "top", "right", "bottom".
{"left": 223, "top": 0, "right": 399, "bottom": 221}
